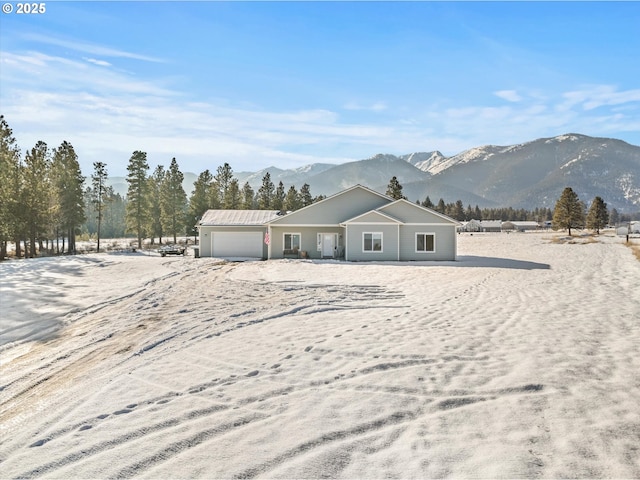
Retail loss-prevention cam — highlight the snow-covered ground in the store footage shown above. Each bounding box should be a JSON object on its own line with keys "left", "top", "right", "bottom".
{"left": 1, "top": 232, "right": 639, "bottom": 478}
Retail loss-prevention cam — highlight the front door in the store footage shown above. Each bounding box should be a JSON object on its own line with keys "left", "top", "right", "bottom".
{"left": 321, "top": 233, "right": 335, "bottom": 258}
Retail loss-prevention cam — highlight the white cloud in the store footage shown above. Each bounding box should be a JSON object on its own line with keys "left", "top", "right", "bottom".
{"left": 343, "top": 101, "right": 388, "bottom": 112}
{"left": 0, "top": 51, "right": 175, "bottom": 96}
{"left": 427, "top": 86, "right": 640, "bottom": 149}
{"left": 2, "top": 44, "right": 639, "bottom": 176}
{"left": 84, "top": 57, "right": 112, "bottom": 67}
{"left": 494, "top": 90, "right": 522, "bottom": 102}
{"left": 561, "top": 85, "right": 640, "bottom": 111}
{"left": 23, "top": 33, "right": 164, "bottom": 63}
{"left": 1, "top": 81, "right": 400, "bottom": 175}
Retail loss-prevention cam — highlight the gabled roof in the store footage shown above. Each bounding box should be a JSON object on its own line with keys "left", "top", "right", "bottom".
{"left": 267, "top": 184, "right": 392, "bottom": 225}
{"left": 377, "top": 199, "right": 461, "bottom": 225}
{"left": 342, "top": 209, "right": 404, "bottom": 225}
{"left": 199, "top": 210, "right": 281, "bottom": 226}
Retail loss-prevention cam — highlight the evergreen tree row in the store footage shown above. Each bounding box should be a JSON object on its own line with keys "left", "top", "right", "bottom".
{"left": 415, "top": 194, "right": 553, "bottom": 223}
{"left": 0, "top": 116, "right": 85, "bottom": 258}
{"left": 414, "top": 189, "right": 628, "bottom": 227}
{"left": 414, "top": 185, "right": 613, "bottom": 236}
{"left": 2, "top": 114, "right": 639, "bottom": 259}
{"left": 187, "top": 163, "right": 319, "bottom": 226}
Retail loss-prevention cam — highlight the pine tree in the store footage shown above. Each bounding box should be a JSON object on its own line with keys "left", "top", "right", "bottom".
{"left": 0, "top": 116, "right": 22, "bottom": 259}
{"left": 273, "top": 181, "right": 286, "bottom": 210}
{"left": 284, "top": 185, "right": 301, "bottom": 211}
{"left": 51, "top": 141, "right": 85, "bottom": 254}
{"left": 83, "top": 185, "right": 126, "bottom": 241}
{"left": 552, "top": 187, "right": 585, "bottom": 236}
{"left": 586, "top": 196, "right": 609, "bottom": 234}
{"left": 421, "top": 196, "right": 434, "bottom": 209}
{"left": 23, "top": 141, "right": 51, "bottom": 257}
{"left": 223, "top": 179, "right": 241, "bottom": 209}
{"left": 465, "top": 204, "right": 474, "bottom": 221}
{"left": 91, "top": 162, "right": 108, "bottom": 253}
{"left": 241, "top": 181, "right": 255, "bottom": 209}
{"left": 101, "top": 188, "right": 126, "bottom": 238}
{"left": 148, "top": 165, "right": 165, "bottom": 244}
{"left": 453, "top": 200, "right": 465, "bottom": 221}
{"left": 257, "top": 172, "right": 275, "bottom": 209}
{"left": 125, "top": 151, "right": 150, "bottom": 249}
{"left": 189, "top": 169, "right": 213, "bottom": 223}
{"left": 299, "top": 183, "right": 313, "bottom": 207}
{"left": 214, "top": 163, "right": 234, "bottom": 205}
{"left": 609, "top": 208, "right": 619, "bottom": 226}
{"left": 386, "top": 176, "right": 405, "bottom": 200}
{"left": 208, "top": 180, "right": 221, "bottom": 210}
{"left": 160, "top": 157, "right": 187, "bottom": 244}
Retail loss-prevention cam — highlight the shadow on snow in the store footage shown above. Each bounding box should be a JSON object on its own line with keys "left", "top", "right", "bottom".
{"left": 307, "top": 256, "right": 550, "bottom": 270}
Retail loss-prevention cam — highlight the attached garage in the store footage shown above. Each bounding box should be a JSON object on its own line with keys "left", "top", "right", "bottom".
{"left": 197, "top": 210, "right": 281, "bottom": 259}
{"left": 211, "top": 231, "right": 263, "bottom": 258}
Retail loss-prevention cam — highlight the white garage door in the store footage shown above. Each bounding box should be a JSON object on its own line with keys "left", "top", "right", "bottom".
{"left": 212, "top": 232, "right": 263, "bottom": 258}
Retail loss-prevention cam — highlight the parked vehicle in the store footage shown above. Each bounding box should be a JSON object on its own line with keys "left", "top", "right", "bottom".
{"left": 159, "top": 244, "right": 186, "bottom": 257}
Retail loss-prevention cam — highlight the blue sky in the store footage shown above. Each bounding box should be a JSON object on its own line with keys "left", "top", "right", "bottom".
{"left": 1, "top": 1, "right": 639, "bottom": 176}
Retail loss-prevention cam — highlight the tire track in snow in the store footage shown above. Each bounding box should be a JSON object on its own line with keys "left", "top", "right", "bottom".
{"left": 18, "top": 403, "right": 240, "bottom": 478}
{"left": 231, "top": 409, "right": 421, "bottom": 479}
{"left": 113, "top": 413, "right": 268, "bottom": 479}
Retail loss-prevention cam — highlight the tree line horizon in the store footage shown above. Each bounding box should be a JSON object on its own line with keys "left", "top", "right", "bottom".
{"left": 1, "top": 115, "right": 638, "bottom": 260}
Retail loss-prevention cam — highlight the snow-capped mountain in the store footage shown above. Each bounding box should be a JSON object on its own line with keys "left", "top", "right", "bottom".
{"left": 235, "top": 163, "right": 335, "bottom": 188}
{"left": 400, "top": 151, "right": 450, "bottom": 175}
{"left": 413, "top": 134, "right": 640, "bottom": 211}
{"left": 108, "top": 134, "right": 640, "bottom": 212}
{"left": 228, "top": 134, "right": 640, "bottom": 211}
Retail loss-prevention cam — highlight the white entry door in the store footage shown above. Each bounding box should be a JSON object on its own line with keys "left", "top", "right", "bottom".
{"left": 321, "top": 233, "right": 335, "bottom": 258}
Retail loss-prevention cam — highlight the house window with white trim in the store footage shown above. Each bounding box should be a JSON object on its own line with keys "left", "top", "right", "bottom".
{"left": 363, "top": 232, "right": 382, "bottom": 252}
{"left": 284, "top": 233, "right": 301, "bottom": 250}
{"left": 416, "top": 233, "right": 435, "bottom": 252}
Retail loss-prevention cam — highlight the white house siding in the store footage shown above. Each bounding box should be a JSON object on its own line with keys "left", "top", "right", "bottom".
{"left": 345, "top": 224, "right": 399, "bottom": 261}
{"left": 268, "top": 226, "right": 344, "bottom": 260}
{"left": 199, "top": 225, "right": 268, "bottom": 258}
{"left": 399, "top": 225, "right": 456, "bottom": 261}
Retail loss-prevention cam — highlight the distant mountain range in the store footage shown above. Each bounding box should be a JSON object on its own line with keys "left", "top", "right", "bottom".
{"left": 107, "top": 133, "right": 640, "bottom": 212}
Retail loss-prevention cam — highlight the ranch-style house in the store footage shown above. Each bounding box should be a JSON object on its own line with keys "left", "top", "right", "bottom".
{"left": 197, "top": 184, "right": 460, "bottom": 261}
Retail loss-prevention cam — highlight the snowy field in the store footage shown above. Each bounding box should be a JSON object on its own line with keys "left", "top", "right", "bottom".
{"left": 1, "top": 232, "right": 639, "bottom": 478}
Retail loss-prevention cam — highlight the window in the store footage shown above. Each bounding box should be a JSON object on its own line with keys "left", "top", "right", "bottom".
{"left": 363, "top": 232, "right": 382, "bottom": 252}
{"left": 284, "top": 233, "right": 301, "bottom": 250}
{"left": 416, "top": 233, "right": 435, "bottom": 252}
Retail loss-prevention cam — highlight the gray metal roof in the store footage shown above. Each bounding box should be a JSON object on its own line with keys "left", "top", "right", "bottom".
{"left": 199, "top": 210, "right": 281, "bottom": 226}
